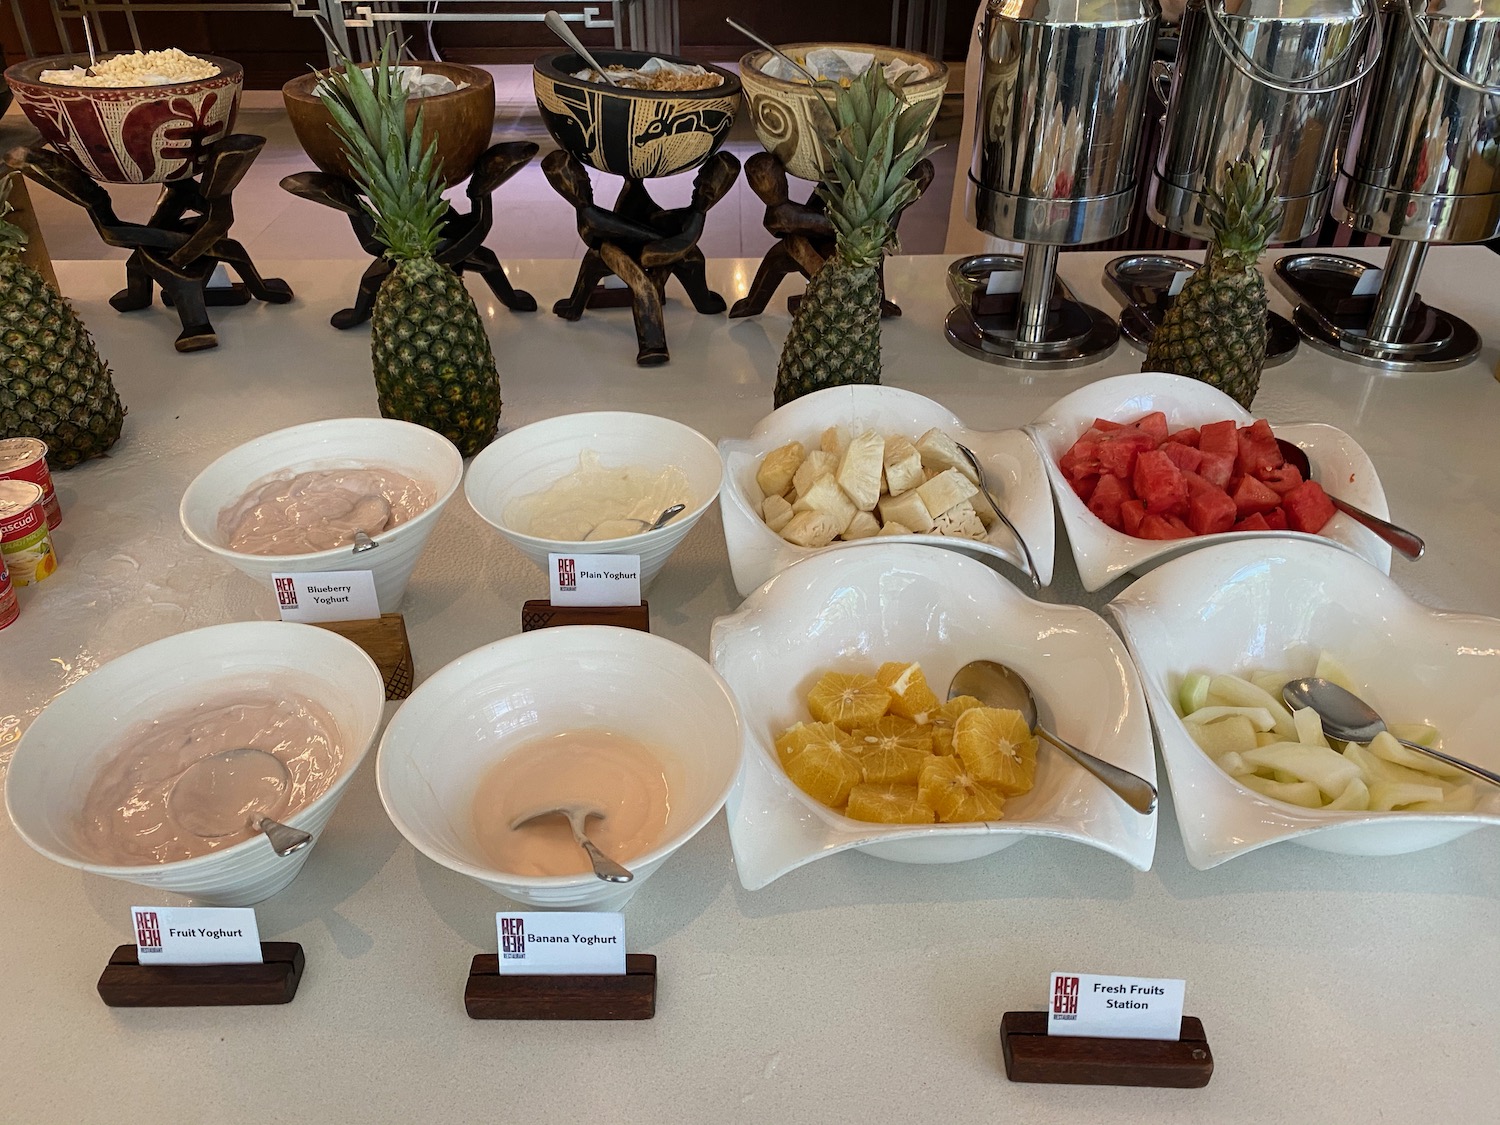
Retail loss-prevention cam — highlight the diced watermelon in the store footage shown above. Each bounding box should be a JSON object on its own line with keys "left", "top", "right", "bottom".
{"left": 1068, "top": 473, "right": 1098, "bottom": 503}
{"left": 1183, "top": 471, "right": 1236, "bottom": 535}
{"left": 1135, "top": 411, "right": 1169, "bottom": 444}
{"left": 1134, "top": 450, "right": 1189, "bottom": 516}
{"left": 1087, "top": 473, "right": 1131, "bottom": 530}
{"left": 1160, "top": 442, "right": 1204, "bottom": 475}
{"left": 1264, "top": 507, "right": 1288, "bottom": 531}
{"left": 1197, "top": 450, "right": 1235, "bottom": 490}
{"left": 1236, "top": 419, "right": 1282, "bottom": 480}
{"left": 1260, "top": 463, "right": 1304, "bottom": 496}
{"left": 1092, "top": 417, "right": 1125, "bottom": 432}
{"left": 1097, "top": 428, "right": 1159, "bottom": 478}
{"left": 1231, "top": 474, "right": 1282, "bottom": 516}
{"left": 1121, "top": 499, "right": 1146, "bottom": 536}
{"left": 1059, "top": 430, "right": 1105, "bottom": 479}
{"left": 1166, "top": 515, "right": 1194, "bottom": 537}
{"left": 1199, "top": 420, "right": 1238, "bottom": 458}
{"left": 1166, "top": 426, "right": 1201, "bottom": 448}
{"left": 1232, "top": 512, "right": 1271, "bottom": 532}
{"left": 1138, "top": 513, "right": 1195, "bottom": 540}
{"left": 1283, "top": 480, "right": 1337, "bottom": 533}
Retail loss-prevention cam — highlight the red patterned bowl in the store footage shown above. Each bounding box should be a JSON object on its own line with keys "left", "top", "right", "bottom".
{"left": 4, "top": 53, "right": 242, "bottom": 184}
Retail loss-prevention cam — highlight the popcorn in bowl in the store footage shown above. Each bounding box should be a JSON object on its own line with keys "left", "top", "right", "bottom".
{"left": 41, "top": 48, "right": 219, "bottom": 87}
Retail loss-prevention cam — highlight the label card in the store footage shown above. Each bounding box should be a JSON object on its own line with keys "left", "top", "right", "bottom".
{"left": 272, "top": 569, "right": 380, "bottom": 623}
{"left": 547, "top": 553, "right": 642, "bottom": 608}
{"left": 1352, "top": 267, "right": 1383, "bottom": 296}
{"left": 132, "top": 906, "right": 263, "bottom": 966}
{"left": 986, "top": 269, "right": 1023, "bottom": 295}
{"left": 1047, "top": 971, "right": 1186, "bottom": 1041}
{"left": 496, "top": 912, "right": 627, "bottom": 976}
{"left": 1168, "top": 270, "right": 1193, "bottom": 297}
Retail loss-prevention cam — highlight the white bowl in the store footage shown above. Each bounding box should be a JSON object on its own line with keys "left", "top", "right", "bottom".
{"left": 1025, "top": 372, "right": 1393, "bottom": 593}
{"left": 719, "top": 384, "right": 1055, "bottom": 597}
{"left": 376, "top": 626, "right": 743, "bottom": 910}
{"left": 180, "top": 418, "right": 464, "bottom": 613}
{"left": 1108, "top": 538, "right": 1500, "bottom": 869}
{"left": 464, "top": 412, "right": 723, "bottom": 589}
{"left": 5, "top": 622, "right": 386, "bottom": 906}
{"left": 710, "top": 544, "right": 1156, "bottom": 889}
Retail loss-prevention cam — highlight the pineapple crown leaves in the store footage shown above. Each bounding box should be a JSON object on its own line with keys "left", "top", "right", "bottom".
{"left": 1204, "top": 157, "right": 1283, "bottom": 275}
{"left": 814, "top": 64, "right": 939, "bottom": 269}
{"left": 0, "top": 173, "right": 27, "bottom": 258}
{"left": 315, "top": 37, "right": 446, "bottom": 262}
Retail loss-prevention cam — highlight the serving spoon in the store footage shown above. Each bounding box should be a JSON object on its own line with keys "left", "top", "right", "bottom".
{"left": 510, "top": 804, "right": 634, "bottom": 882}
{"left": 1275, "top": 438, "right": 1424, "bottom": 560}
{"left": 955, "top": 442, "right": 1040, "bottom": 590}
{"left": 948, "top": 660, "right": 1157, "bottom": 814}
{"left": 582, "top": 502, "right": 685, "bottom": 542}
{"left": 168, "top": 747, "right": 314, "bottom": 857}
{"left": 544, "top": 10, "right": 617, "bottom": 85}
{"left": 1282, "top": 677, "right": 1499, "bottom": 788}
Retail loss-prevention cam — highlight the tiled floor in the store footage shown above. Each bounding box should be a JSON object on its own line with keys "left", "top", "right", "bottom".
{"left": 18, "top": 64, "right": 963, "bottom": 264}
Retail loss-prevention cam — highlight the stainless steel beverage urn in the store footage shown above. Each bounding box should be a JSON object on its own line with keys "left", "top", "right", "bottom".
{"left": 946, "top": 0, "right": 1160, "bottom": 368}
{"left": 1276, "top": 0, "right": 1500, "bottom": 370}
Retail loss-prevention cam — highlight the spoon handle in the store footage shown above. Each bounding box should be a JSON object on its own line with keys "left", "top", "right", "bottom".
{"left": 957, "top": 443, "right": 1041, "bottom": 589}
{"left": 580, "top": 839, "right": 634, "bottom": 883}
{"left": 251, "top": 816, "right": 314, "bottom": 857}
{"left": 1036, "top": 727, "right": 1158, "bottom": 814}
{"left": 1328, "top": 496, "right": 1425, "bottom": 561}
{"left": 1393, "top": 737, "right": 1500, "bottom": 789}
{"left": 544, "top": 10, "right": 616, "bottom": 85}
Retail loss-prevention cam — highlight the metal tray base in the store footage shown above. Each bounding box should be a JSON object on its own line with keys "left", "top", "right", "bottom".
{"left": 945, "top": 254, "right": 1119, "bottom": 369}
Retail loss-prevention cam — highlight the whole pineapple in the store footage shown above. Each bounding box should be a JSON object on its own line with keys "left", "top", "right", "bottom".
{"left": 317, "top": 44, "right": 501, "bottom": 455}
{"left": 0, "top": 173, "right": 124, "bottom": 467}
{"left": 1146, "top": 159, "right": 1282, "bottom": 409}
{"left": 773, "top": 66, "right": 937, "bottom": 409}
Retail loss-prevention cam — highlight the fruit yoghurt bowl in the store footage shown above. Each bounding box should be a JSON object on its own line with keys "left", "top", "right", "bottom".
{"left": 1026, "top": 372, "right": 1393, "bottom": 593}
{"left": 377, "top": 626, "right": 743, "bottom": 911}
{"left": 5, "top": 622, "right": 385, "bottom": 906}
{"left": 711, "top": 544, "right": 1156, "bottom": 890}
{"left": 465, "top": 411, "right": 723, "bottom": 589}
{"left": 180, "top": 417, "right": 464, "bottom": 613}
{"left": 719, "top": 384, "right": 1055, "bottom": 597}
{"left": 1109, "top": 538, "right": 1500, "bottom": 869}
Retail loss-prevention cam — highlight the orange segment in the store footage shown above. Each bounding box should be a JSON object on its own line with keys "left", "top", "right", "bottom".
{"left": 783, "top": 740, "right": 862, "bottom": 809}
{"left": 774, "top": 721, "right": 849, "bottom": 766}
{"left": 876, "top": 662, "right": 942, "bottom": 723}
{"left": 852, "top": 716, "right": 934, "bottom": 784}
{"left": 845, "top": 783, "right": 936, "bottom": 824}
{"left": 953, "top": 706, "right": 1037, "bottom": 796}
{"left": 931, "top": 726, "right": 955, "bottom": 756}
{"left": 806, "top": 671, "right": 891, "bottom": 730}
{"left": 918, "top": 756, "right": 1006, "bottom": 822}
{"left": 937, "top": 695, "right": 984, "bottom": 726}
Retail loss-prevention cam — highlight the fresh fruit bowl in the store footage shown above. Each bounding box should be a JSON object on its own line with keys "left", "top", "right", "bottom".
{"left": 1109, "top": 537, "right": 1500, "bottom": 869}
{"left": 1026, "top": 372, "right": 1392, "bottom": 592}
{"left": 719, "top": 384, "right": 1055, "bottom": 597}
{"left": 711, "top": 544, "right": 1156, "bottom": 889}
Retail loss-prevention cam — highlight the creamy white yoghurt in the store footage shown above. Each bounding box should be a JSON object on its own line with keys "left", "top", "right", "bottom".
{"left": 506, "top": 450, "right": 689, "bottom": 541}
{"left": 218, "top": 466, "right": 429, "bottom": 555}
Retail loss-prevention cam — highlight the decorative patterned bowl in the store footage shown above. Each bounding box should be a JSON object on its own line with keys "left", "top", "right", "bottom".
{"left": 4, "top": 53, "right": 242, "bottom": 183}
{"left": 282, "top": 63, "right": 495, "bottom": 189}
{"left": 739, "top": 43, "right": 947, "bottom": 183}
{"left": 532, "top": 50, "right": 740, "bottom": 179}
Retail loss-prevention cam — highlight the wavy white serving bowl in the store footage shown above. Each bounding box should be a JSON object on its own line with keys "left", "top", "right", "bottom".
{"left": 181, "top": 417, "right": 464, "bottom": 613}
{"left": 1108, "top": 538, "right": 1500, "bottom": 869}
{"left": 465, "top": 412, "right": 723, "bottom": 589}
{"left": 719, "top": 384, "right": 1055, "bottom": 596}
{"left": 711, "top": 544, "right": 1156, "bottom": 889}
{"left": 377, "top": 626, "right": 743, "bottom": 911}
{"left": 5, "top": 622, "right": 386, "bottom": 906}
{"left": 1025, "top": 371, "right": 1393, "bottom": 592}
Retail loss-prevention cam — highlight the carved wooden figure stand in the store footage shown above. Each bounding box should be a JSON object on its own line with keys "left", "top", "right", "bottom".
{"left": 544, "top": 148, "right": 741, "bottom": 366}
{"left": 729, "top": 150, "right": 934, "bottom": 321}
{"left": 281, "top": 140, "right": 540, "bottom": 330}
{"left": 11, "top": 138, "right": 292, "bottom": 353}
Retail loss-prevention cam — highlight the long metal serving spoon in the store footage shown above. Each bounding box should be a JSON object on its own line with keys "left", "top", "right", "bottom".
{"left": 955, "top": 442, "right": 1040, "bottom": 590}
{"left": 544, "top": 10, "right": 617, "bottom": 85}
{"left": 582, "top": 503, "right": 686, "bottom": 542}
{"left": 510, "top": 804, "right": 634, "bottom": 883}
{"left": 724, "top": 18, "right": 823, "bottom": 86}
{"left": 949, "top": 660, "right": 1158, "bottom": 814}
{"left": 1275, "top": 438, "right": 1424, "bottom": 560}
{"left": 1283, "top": 677, "right": 1500, "bottom": 788}
{"left": 168, "top": 747, "right": 315, "bottom": 857}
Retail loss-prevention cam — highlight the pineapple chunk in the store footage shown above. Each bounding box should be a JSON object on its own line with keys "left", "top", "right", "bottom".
{"left": 792, "top": 450, "right": 838, "bottom": 498}
{"left": 837, "top": 430, "right": 885, "bottom": 511}
{"left": 877, "top": 489, "right": 934, "bottom": 533}
{"left": 916, "top": 468, "right": 979, "bottom": 518}
{"left": 820, "top": 425, "right": 849, "bottom": 458}
{"left": 882, "top": 435, "right": 924, "bottom": 496}
{"left": 780, "top": 509, "right": 842, "bottom": 548}
{"left": 916, "top": 429, "right": 979, "bottom": 484}
{"left": 762, "top": 494, "right": 794, "bottom": 533}
{"left": 877, "top": 520, "right": 913, "bottom": 537}
{"left": 792, "top": 474, "right": 857, "bottom": 534}
{"left": 930, "top": 500, "right": 986, "bottom": 540}
{"left": 841, "top": 511, "right": 881, "bottom": 540}
{"left": 756, "top": 441, "right": 804, "bottom": 499}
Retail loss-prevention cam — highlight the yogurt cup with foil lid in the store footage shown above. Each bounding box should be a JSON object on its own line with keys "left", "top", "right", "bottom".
{"left": 0, "top": 437, "right": 61, "bottom": 529}
{"left": 0, "top": 548, "right": 17, "bottom": 629}
{"left": 0, "top": 479, "right": 58, "bottom": 585}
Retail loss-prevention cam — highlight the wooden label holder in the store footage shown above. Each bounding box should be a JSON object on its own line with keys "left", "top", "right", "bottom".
{"left": 314, "top": 613, "right": 415, "bottom": 699}
{"left": 465, "top": 953, "right": 657, "bottom": 1020}
{"left": 521, "top": 599, "right": 650, "bottom": 633}
{"left": 97, "top": 942, "right": 305, "bottom": 1007}
{"left": 1000, "top": 1012, "right": 1213, "bottom": 1088}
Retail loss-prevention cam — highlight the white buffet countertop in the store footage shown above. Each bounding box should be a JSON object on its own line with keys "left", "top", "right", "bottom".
{"left": 3, "top": 250, "right": 1498, "bottom": 1124}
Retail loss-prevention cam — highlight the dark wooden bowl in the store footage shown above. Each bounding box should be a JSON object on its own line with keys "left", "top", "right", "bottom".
{"left": 533, "top": 51, "right": 740, "bottom": 179}
{"left": 282, "top": 63, "right": 495, "bottom": 188}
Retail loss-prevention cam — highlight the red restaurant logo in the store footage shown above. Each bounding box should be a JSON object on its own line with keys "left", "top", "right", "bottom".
{"left": 500, "top": 916, "right": 527, "bottom": 959}
{"left": 275, "top": 577, "right": 299, "bottom": 608}
{"left": 556, "top": 557, "right": 577, "bottom": 592}
{"left": 1053, "top": 974, "right": 1079, "bottom": 1018}
{"left": 136, "top": 910, "right": 163, "bottom": 953}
